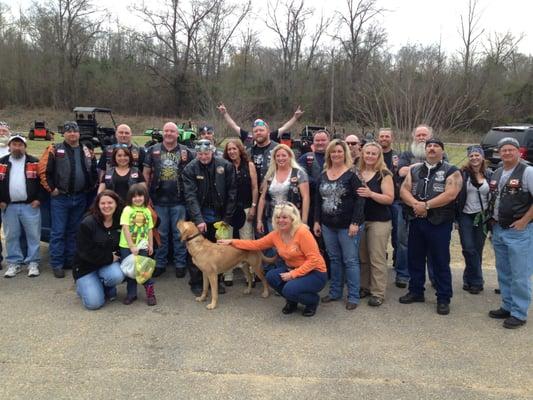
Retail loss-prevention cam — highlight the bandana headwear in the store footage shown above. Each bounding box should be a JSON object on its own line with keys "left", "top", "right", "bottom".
{"left": 0, "top": 121, "right": 9, "bottom": 130}
{"left": 198, "top": 125, "right": 214, "bottom": 134}
{"left": 497, "top": 137, "right": 520, "bottom": 150}
{"left": 466, "top": 145, "right": 484, "bottom": 157}
{"left": 195, "top": 139, "right": 214, "bottom": 153}
{"left": 253, "top": 119, "right": 267, "bottom": 128}
{"left": 63, "top": 121, "right": 79, "bottom": 132}
{"left": 425, "top": 138, "right": 444, "bottom": 150}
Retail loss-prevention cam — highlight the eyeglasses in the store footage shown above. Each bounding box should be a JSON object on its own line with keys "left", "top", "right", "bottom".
{"left": 346, "top": 142, "right": 360, "bottom": 146}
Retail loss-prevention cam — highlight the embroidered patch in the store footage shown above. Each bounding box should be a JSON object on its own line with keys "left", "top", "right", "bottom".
{"left": 56, "top": 149, "right": 65, "bottom": 158}
{"left": 434, "top": 170, "right": 445, "bottom": 182}
{"left": 181, "top": 150, "right": 188, "bottom": 162}
{"left": 508, "top": 179, "right": 520, "bottom": 188}
{"left": 216, "top": 166, "right": 225, "bottom": 174}
{"left": 196, "top": 175, "right": 204, "bottom": 180}
{"left": 290, "top": 176, "right": 298, "bottom": 183}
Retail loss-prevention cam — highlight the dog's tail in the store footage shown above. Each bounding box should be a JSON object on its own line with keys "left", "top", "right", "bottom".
{"left": 261, "top": 253, "right": 278, "bottom": 264}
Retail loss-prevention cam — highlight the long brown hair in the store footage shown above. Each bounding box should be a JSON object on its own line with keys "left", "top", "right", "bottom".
{"left": 461, "top": 151, "right": 487, "bottom": 187}
{"left": 223, "top": 138, "right": 249, "bottom": 163}
{"left": 89, "top": 190, "right": 123, "bottom": 224}
{"left": 111, "top": 146, "right": 132, "bottom": 167}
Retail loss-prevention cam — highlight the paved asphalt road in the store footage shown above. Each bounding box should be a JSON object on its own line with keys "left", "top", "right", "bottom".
{"left": 0, "top": 249, "right": 531, "bottom": 400}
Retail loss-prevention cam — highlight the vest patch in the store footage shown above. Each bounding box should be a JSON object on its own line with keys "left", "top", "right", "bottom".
{"left": 216, "top": 166, "right": 225, "bottom": 174}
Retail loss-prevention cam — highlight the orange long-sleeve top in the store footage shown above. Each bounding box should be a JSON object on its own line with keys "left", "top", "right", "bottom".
{"left": 232, "top": 225, "right": 326, "bottom": 279}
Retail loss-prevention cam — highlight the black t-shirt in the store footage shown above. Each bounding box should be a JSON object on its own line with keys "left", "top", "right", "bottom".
{"left": 383, "top": 150, "right": 393, "bottom": 171}
{"left": 251, "top": 145, "right": 271, "bottom": 186}
{"left": 100, "top": 169, "right": 145, "bottom": 201}
{"left": 363, "top": 171, "right": 392, "bottom": 222}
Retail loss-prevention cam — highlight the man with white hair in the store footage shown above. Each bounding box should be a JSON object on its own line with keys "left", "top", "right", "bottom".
{"left": 143, "top": 122, "right": 195, "bottom": 278}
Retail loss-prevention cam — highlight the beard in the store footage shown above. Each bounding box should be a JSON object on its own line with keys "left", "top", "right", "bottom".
{"left": 410, "top": 141, "right": 426, "bottom": 160}
{"left": 10, "top": 150, "right": 24, "bottom": 159}
{"left": 0, "top": 136, "right": 8, "bottom": 146}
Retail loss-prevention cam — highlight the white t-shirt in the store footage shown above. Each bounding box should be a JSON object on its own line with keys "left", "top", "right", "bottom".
{"left": 463, "top": 178, "right": 489, "bottom": 214}
{"left": 8, "top": 155, "right": 28, "bottom": 202}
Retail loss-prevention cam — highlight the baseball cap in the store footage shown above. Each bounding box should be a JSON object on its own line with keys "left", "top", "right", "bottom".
{"left": 8, "top": 135, "right": 27, "bottom": 146}
{"left": 497, "top": 137, "right": 520, "bottom": 150}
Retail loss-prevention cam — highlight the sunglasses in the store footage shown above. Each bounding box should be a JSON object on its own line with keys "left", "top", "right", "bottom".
{"left": 346, "top": 142, "right": 360, "bottom": 146}
{"left": 253, "top": 119, "right": 267, "bottom": 128}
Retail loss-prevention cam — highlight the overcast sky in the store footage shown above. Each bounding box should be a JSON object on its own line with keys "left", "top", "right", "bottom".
{"left": 5, "top": 0, "right": 532, "bottom": 55}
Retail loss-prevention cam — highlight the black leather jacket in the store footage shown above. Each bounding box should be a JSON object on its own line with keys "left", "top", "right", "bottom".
{"left": 183, "top": 156, "right": 237, "bottom": 225}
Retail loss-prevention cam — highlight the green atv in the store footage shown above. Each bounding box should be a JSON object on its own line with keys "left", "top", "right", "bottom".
{"left": 144, "top": 122, "right": 197, "bottom": 149}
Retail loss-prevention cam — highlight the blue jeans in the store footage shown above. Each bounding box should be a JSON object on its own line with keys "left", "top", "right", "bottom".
{"left": 408, "top": 219, "right": 453, "bottom": 304}
{"left": 266, "top": 264, "right": 327, "bottom": 307}
{"left": 120, "top": 247, "right": 154, "bottom": 298}
{"left": 321, "top": 224, "right": 362, "bottom": 304}
{"left": 50, "top": 193, "right": 87, "bottom": 269}
{"left": 458, "top": 212, "right": 486, "bottom": 287}
{"left": 2, "top": 204, "right": 41, "bottom": 265}
{"left": 75, "top": 262, "right": 124, "bottom": 310}
{"left": 492, "top": 223, "right": 533, "bottom": 321}
{"left": 154, "top": 204, "right": 187, "bottom": 269}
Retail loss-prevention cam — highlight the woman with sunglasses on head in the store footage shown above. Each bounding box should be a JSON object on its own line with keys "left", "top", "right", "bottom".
{"left": 219, "top": 202, "right": 327, "bottom": 317}
{"left": 221, "top": 139, "right": 259, "bottom": 286}
{"left": 256, "top": 144, "right": 310, "bottom": 234}
{"left": 356, "top": 142, "right": 394, "bottom": 307}
{"left": 313, "top": 139, "right": 365, "bottom": 310}
{"left": 98, "top": 147, "right": 145, "bottom": 201}
{"left": 456, "top": 146, "right": 492, "bottom": 294}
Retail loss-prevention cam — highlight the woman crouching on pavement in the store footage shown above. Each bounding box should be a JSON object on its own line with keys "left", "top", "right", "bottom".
{"left": 218, "top": 202, "right": 327, "bottom": 317}
{"left": 72, "top": 190, "right": 125, "bottom": 310}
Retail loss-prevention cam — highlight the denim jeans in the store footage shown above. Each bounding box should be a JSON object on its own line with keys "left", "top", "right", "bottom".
{"left": 50, "top": 193, "right": 87, "bottom": 269}
{"left": 119, "top": 248, "right": 154, "bottom": 298}
{"left": 492, "top": 223, "right": 533, "bottom": 321}
{"left": 75, "top": 261, "right": 125, "bottom": 310}
{"left": 266, "top": 263, "right": 327, "bottom": 307}
{"left": 2, "top": 204, "right": 41, "bottom": 265}
{"left": 154, "top": 204, "right": 187, "bottom": 270}
{"left": 407, "top": 219, "right": 453, "bottom": 304}
{"left": 321, "top": 224, "right": 362, "bottom": 304}
{"left": 458, "top": 212, "right": 486, "bottom": 287}
{"left": 395, "top": 205, "right": 410, "bottom": 282}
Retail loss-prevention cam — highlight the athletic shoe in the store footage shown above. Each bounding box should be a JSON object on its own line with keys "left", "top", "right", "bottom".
{"left": 27, "top": 263, "right": 40, "bottom": 277}
{"left": 4, "top": 264, "right": 22, "bottom": 278}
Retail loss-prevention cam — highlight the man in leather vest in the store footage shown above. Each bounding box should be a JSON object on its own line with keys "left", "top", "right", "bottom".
{"left": 97, "top": 124, "right": 145, "bottom": 180}
{"left": 399, "top": 138, "right": 462, "bottom": 315}
{"left": 183, "top": 139, "right": 237, "bottom": 296}
{"left": 143, "top": 122, "right": 194, "bottom": 278}
{"left": 487, "top": 137, "right": 533, "bottom": 329}
{"left": 39, "top": 121, "right": 97, "bottom": 278}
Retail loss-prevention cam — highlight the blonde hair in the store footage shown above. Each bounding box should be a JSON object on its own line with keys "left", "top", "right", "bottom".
{"left": 264, "top": 144, "right": 303, "bottom": 182}
{"left": 271, "top": 201, "right": 304, "bottom": 237}
{"left": 359, "top": 142, "right": 391, "bottom": 179}
{"left": 324, "top": 139, "right": 353, "bottom": 170}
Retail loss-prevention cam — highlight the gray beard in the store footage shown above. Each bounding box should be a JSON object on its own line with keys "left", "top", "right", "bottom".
{"left": 410, "top": 142, "right": 426, "bottom": 160}
{"left": 0, "top": 137, "right": 8, "bottom": 146}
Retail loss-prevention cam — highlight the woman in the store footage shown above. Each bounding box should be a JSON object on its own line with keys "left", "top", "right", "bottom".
{"left": 313, "top": 139, "right": 365, "bottom": 310}
{"left": 457, "top": 145, "right": 491, "bottom": 294}
{"left": 98, "top": 147, "right": 145, "bottom": 201}
{"left": 222, "top": 139, "right": 259, "bottom": 286}
{"left": 72, "top": 190, "right": 125, "bottom": 310}
{"left": 257, "top": 144, "right": 309, "bottom": 233}
{"left": 219, "top": 202, "right": 327, "bottom": 317}
{"left": 357, "top": 142, "right": 394, "bottom": 306}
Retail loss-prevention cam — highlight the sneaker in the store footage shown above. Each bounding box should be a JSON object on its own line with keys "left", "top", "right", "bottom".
{"left": 53, "top": 268, "right": 65, "bottom": 279}
{"left": 503, "top": 316, "right": 526, "bottom": 329}
{"left": 27, "top": 263, "right": 40, "bottom": 277}
{"left": 399, "top": 292, "right": 425, "bottom": 304}
{"left": 145, "top": 283, "right": 157, "bottom": 306}
{"left": 4, "top": 264, "right": 22, "bottom": 278}
{"left": 123, "top": 296, "right": 138, "bottom": 305}
{"left": 489, "top": 307, "right": 511, "bottom": 319}
{"left": 368, "top": 296, "right": 384, "bottom": 307}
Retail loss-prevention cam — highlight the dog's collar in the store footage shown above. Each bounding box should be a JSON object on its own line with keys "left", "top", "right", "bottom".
{"left": 185, "top": 232, "right": 203, "bottom": 242}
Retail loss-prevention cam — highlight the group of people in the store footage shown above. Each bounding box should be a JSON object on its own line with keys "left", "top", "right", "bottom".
{"left": 0, "top": 109, "right": 531, "bottom": 328}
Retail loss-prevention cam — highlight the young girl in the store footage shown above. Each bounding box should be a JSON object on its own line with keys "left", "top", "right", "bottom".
{"left": 119, "top": 183, "right": 156, "bottom": 306}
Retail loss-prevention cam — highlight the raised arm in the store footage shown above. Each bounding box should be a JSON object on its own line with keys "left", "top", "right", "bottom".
{"left": 277, "top": 105, "right": 304, "bottom": 136}
{"left": 217, "top": 103, "right": 241, "bottom": 135}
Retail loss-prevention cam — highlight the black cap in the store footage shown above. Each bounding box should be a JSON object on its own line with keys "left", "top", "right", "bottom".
{"left": 63, "top": 121, "right": 79, "bottom": 132}
{"left": 425, "top": 138, "right": 444, "bottom": 150}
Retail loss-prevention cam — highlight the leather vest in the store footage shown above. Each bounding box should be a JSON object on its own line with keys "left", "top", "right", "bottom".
{"left": 409, "top": 161, "right": 456, "bottom": 225}
{"left": 53, "top": 142, "right": 95, "bottom": 193}
{"left": 103, "top": 166, "right": 142, "bottom": 192}
{"left": 488, "top": 162, "right": 532, "bottom": 228}
{"left": 148, "top": 143, "right": 192, "bottom": 198}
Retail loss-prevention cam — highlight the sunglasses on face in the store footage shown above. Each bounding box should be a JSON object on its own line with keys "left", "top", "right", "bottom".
{"left": 346, "top": 142, "right": 359, "bottom": 146}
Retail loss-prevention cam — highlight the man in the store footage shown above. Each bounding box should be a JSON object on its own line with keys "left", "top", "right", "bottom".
{"left": 345, "top": 134, "right": 361, "bottom": 166}
{"left": 143, "top": 122, "right": 194, "bottom": 278}
{"left": 0, "top": 136, "right": 42, "bottom": 278}
{"left": 0, "top": 121, "right": 11, "bottom": 269}
{"left": 394, "top": 124, "right": 436, "bottom": 288}
{"left": 487, "top": 137, "right": 533, "bottom": 329}
{"left": 97, "top": 124, "right": 145, "bottom": 179}
{"left": 217, "top": 103, "right": 304, "bottom": 150}
{"left": 183, "top": 139, "right": 237, "bottom": 295}
{"left": 378, "top": 128, "right": 399, "bottom": 172}
{"left": 399, "top": 138, "right": 462, "bottom": 315}
{"left": 197, "top": 125, "right": 223, "bottom": 157}
{"left": 39, "top": 121, "right": 97, "bottom": 278}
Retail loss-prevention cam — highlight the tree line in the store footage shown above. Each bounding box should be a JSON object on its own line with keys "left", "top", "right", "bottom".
{"left": 0, "top": 0, "right": 531, "bottom": 139}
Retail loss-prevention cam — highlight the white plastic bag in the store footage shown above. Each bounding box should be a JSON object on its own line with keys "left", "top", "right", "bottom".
{"left": 120, "top": 254, "right": 136, "bottom": 279}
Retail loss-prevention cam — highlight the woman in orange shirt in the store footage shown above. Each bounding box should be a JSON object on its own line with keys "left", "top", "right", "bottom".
{"left": 218, "top": 202, "right": 327, "bottom": 317}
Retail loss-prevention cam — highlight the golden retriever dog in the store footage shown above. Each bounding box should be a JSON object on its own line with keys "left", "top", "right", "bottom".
{"left": 177, "top": 220, "right": 273, "bottom": 310}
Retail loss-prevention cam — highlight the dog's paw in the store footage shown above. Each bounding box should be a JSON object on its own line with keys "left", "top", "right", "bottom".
{"left": 195, "top": 296, "right": 207, "bottom": 302}
{"left": 243, "top": 288, "right": 252, "bottom": 295}
{"left": 261, "top": 290, "right": 270, "bottom": 298}
{"left": 206, "top": 303, "right": 217, "bottom": 310}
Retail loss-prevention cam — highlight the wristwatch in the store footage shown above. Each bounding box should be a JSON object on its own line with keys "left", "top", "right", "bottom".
{"left": 425, "top": 202, "right": 430, "bottom": 210}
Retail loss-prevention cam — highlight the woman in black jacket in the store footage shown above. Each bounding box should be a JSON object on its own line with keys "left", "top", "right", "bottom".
{"left": 73, "top": 190, "right": 125, "bottom": 310}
